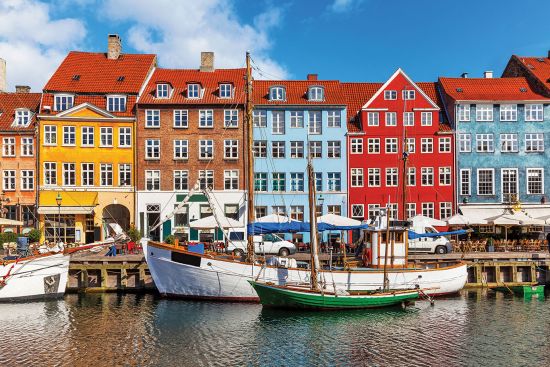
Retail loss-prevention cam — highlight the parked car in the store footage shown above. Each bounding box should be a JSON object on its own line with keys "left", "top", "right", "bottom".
{"left": 226, "top": 232, "right": 297, "bottom": 257}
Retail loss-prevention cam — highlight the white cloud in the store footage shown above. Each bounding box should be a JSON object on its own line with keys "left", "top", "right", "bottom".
{"left": 0, "top": 0, "right": 86, "bottom": 90}
{"left": 102, "top": 0, "right": 289, "bottom": 79}
{"left": 329, "top": 0, "right": 363, "bottom": 13}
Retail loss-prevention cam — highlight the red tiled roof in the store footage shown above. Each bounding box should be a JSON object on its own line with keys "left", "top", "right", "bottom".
{"left": 0, "top": 92, "right": 41, "bottom": 131}
{"left": 139, "top": 68, "right": 246, "bottom": 105}
{"left": 438, "top": 77, "right": 548, "bottom": 101}
{"left": 253, "top": 80, "right": 346, "bottom": 106}
{"left": 43, "top": 51, "right": 156, "bottom": 94}
{"left": 511, "top": 55, "right": 550, "bottom": 90}
{"left": 40, "top": 94, "right": 137, "bottom": 117}
{"left": 341, "top": 82, "right": 381, "bottom": 132}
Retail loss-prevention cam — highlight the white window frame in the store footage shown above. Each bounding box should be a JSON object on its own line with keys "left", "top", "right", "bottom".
{"left": 187, "top": 84, "right": 200, "bottom": 99}
{"left": 500, "top": 104, "right": 517, "bottom": 122}
{"left": 272, "top": 111, "right": 285, "bottom": 134}
{"left": 407, "top": 167, "right": 416, "bottom": 186}
{"left": 327, "top": 141, "right": 341, "bottom": 158}
{"left": 62, "top": 126, "right": 76, "bottom": 146}
{"left": 118, "top": 127, "right": 131, "bottom": 148}
{"left": 62, "top": 163, "right": 76, "bottom": 186}
{"left": 100, "top": 163, "right": 113, "bottom": 186}
{"left": 224, "top": 109, "right": 239, "bottom": 128}
{"left": 224, "top": 170, "right": 239, "bottom": 190}
{"left": 367, "top": 112, "right": 379, "bottom": 126}
{"left": 368, "top": 168, "right": 380, "bottom": 187}
{"left": 421, "top": 167, "right": 434, "bottom": 186}
{"left": 81, "top": 163, "right": 94, "bottom": 187}
{"left": 290, "top": 111, "right": 304, "bottom": 128}
{"left": 439, "top": 166, "right": 452, "bottom": 186}
{"left": 384, "top": 90, "right": 397, "bottom": 100}
{"left": 500, "top": 133, "right": 518, "bottom": 153}
{"left": 14, "top": 109, "right": 31, "bottom": 127}
{"left": 350, "top": 138, "right": 363, "bottom": 154}
{"left": 385, "top": 112, "right": 397, "bottom": 126}
{"left": 421, "top": 138, "right": 433, "bottom": 153}
{"left": 21, "top": 137, "right": 34, "bottom": 157}
{"left": 20, "top": 170, "right": 34, "bottom": 191}
{"left": 460, "top": 168, "right": 471, "bottom": 196}
{"left": 327, "top": 110, "right": 341, "bottom": 127}
{"left": 308, "top": 86, "right": 324, "bottom": 101}
{"left": 145, "top": 139, "right": 160, "bottom": 160}
{"left": 385, "top": 138, "right": 398, "bottom": 154}
{"left": 81, "top": 126, "right": 94, "bottom": 147}
{"left": 351, "top": 204, "right": 364, "bottom": 219}
{"left": 402, "top": 90, "right": 415, "bottom": 100}
{"left": 421, "top": 112, "right": 432, "bottom": 126}
{"left": 2, "top": 137, "right": 15, "bottom": 157}
{"left": 501, "top": 168, "right": 519, "bottom": 202}
{"left": 526, "top": 168, "right": 544, "bottom": 195}
{"left": 145, "top": 170, "right": 160, "bottom": 191}
{"left": 106, "top": 95, "right": 127, "bottom": 112}
{"left": 174, "top": 170, "right": 189, "bottom": 191}
{"left": 2, "top": 170, "right": 16, "bottom": 191}
{"left": 440, "top": 202, "right": 452, "bottom": 220}
{"left": 308, "top": 111, "right": 322, "bottom": 134}
{"left": 253, "top": 110, "right": 267, "bottom": 127}
{"left": 290, "top": 141, "right": 304, "bottom": 159}
{"left": 368, "top": 138, "right": 380, "bottom": 154}
{"left": 525, "top": 133, "right": 544, "bottom": 152}
{"left": 199, "top": 110, "right": 214, "bottom": 128}
{"left": 219, "top": 84, "right": 232, "bottom": 98}
{"left": 458, "top": 134, "right": 471, "bottom": 152}
{"left": 476, "top": 134, "right": 494, "bottom": 152}
{"left": 439, "top": 137, "right": 451, "bottom": 153}
{"left": 403, "top": 112, "right": 414, "bottom": 126}
{"left": 421, "top": 202, "right": 434, "bottom": 218}
{"left": 269, "top": 86, "right": 286, "bottom": 101}
{"left": 477, "top": 168, "right": 495, "bottom": 196}
{"left": 525, "top": 104, "right": 543, "bottom": 122}
{"left": 54, "top": 94, "right": 74, "bottom": 111}
{"left": 457, "top": 104, "right": 471, "bottom": 122}
{"left": 224, "top": 139, "right": 239, "bottom": 160}
{"left": 351, "top": 168, "right": 364, "bottom": 187}
{"left": 476, "top": 104, "right": 494, "bottom": 121}
{"left": 199, "top": 139, "right": 214, "bottom": 160}
{"left": 173, "top": 110, "right": 188, "bottom": 128}
{"left": 100, "top": 127, "right": 113, "bottom": 147}
{"left": 44, "top": 162, "right": 57, "bottom": 186}
{"left": 173, "top": 140, "right": 189, "bottom": 160}
{"left": 386, "top": 167, "right": 398, "bottom": 187}
{"left": 156, "top": 84, "right": 170, "bottom": 98}
{"left": 44, "top": 125, "right": 57, "bottom": 146}
{"left": 145, "top": 110, "right": 160, "bottom": 128}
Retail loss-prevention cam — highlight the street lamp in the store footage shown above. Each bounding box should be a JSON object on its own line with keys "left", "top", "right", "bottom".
{"left": 56, "top": 193, "right": 62, "bottom": 244}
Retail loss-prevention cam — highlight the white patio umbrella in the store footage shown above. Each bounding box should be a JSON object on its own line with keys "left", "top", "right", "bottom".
{"left": 189, "top": 215, "right": 243, "bottom": 229}
{"left": 445, "top": 213, "right": 487, "bottom": 226}
{"left": 486, "top": 211, "right": 545, "bottom": 242}
{"left": 536, "top": 214, "right": 550, "bottom": 225}
{"left": 255, "top": 214, "right": 296, "bottom": 223}
{"left": 317, "top": 213, "right": 361, "bottom": 226}
{"left": 0, "top": 218, "right": 24, "bottom": 226}
{"left": 409, "top": 214, "right": 446, "bottom": 227}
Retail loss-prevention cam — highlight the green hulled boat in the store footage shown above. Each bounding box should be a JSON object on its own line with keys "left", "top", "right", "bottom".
{"left": 492, "top": 284, "right": 545, "bottom": 297}
{"left": 249, "top": 281, "right": 419, "bottom": 310}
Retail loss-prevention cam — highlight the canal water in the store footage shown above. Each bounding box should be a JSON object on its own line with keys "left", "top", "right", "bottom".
{"left": 0, "top": 290, "right": 548, "bottom": 366}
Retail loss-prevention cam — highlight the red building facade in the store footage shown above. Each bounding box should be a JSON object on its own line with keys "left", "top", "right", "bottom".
{"left": 345, "top": 69, "right": 455, "bottom": 223}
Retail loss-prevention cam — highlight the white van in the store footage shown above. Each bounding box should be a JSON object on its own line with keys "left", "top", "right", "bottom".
{"left": 408, "top": 225, "right": 453, "bottom": 254}
{"left": 226, "top": 232, "right": 297, "bottom": 257}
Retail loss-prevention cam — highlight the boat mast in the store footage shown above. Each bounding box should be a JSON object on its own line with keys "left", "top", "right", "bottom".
{"left": 245, "top": 52, "right": 255, "bottom": 263}
{"left": 307, "top": 156, "right": 321, "bottom": 291}
{"left": 382, "top": 204, "right": 390, "bottom": 291}
{"left": 401, "top": 86, "right": 409, "bottom": 221}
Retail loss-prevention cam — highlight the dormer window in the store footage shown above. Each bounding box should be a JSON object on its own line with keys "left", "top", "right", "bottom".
{"left": 308, "top": 86, "right": 324, "bottom": 101}
{"left": 269, "top": 86, "right": 285, "bottom": 101}
{"left": 107, "top": 95, "right": 127, "bottom": 112}
{"left": 219, "top": 83, "right": 232, "bottom": 98}
{"left": 54, "top": 94, "right": 74, "bottom": 111}
{"left": 156, "top": 83, "right": 169, "bottom": 98}
{"left": 14, "top": 109, "right": 31, "bottom": 127}
{"left": 188, "top": 84, "right": 200, "bottom": 98}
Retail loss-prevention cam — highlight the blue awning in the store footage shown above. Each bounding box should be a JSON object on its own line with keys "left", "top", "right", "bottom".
{"left": 408, "top": 229, "right": 468, "bottom": 240}
{"left": 248, "top": 221, "right": 371, "bottom": 235}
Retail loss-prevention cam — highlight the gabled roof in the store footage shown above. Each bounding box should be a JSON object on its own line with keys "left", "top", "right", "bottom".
{"left": 40, "top": 94, "right": 138, "bottom": 117}
{"left": 55, "top": 102, "right": 117, "bottom": 118}
{"left": 438, "top": 76, "right": 548, "bottom": 101}
{"left": 253, "top": 80, "right": 346, "bottom": 106}
{"left": 341, "top": 82, "right": 381, "bottom": 132}
{"left": 43, "top": 51, "right": 156, "bottom": 94}
{"left": 0, "top": 92, "right": 41, "bottom": 131}
{"left": 138, "top": 68, "right": 246, "bottom": 105}
{"left": 506, "top": 55, "right": 550, "bottom": 92}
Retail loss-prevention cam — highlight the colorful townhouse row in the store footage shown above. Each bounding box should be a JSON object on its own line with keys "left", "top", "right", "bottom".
{"left": 0, "top": 34, "right": 549, "bottom": 244}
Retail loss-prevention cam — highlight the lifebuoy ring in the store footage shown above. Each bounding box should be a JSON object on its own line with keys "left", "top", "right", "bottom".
{"left": 362, "top": 248, "right": 372, "bottom": 266}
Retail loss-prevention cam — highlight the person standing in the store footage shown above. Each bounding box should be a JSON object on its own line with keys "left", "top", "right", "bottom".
{"left": 546, "top": 232, "right": 550, "bottom": 253}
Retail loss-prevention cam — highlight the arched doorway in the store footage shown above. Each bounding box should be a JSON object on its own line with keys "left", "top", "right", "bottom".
{"left": 103, "top": 204, "right": 131, "bottom": 238}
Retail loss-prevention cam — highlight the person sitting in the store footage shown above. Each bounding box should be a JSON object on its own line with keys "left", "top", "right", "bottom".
{"left": 105, "top": 244, "right": 117, "bottom": 257}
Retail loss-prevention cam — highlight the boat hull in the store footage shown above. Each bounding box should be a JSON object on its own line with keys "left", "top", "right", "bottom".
{"left": 144, "top": 241, "right": 467, "bottom": 301}
{"left": 0, "top": 253, "right": 70, "bottom": 302}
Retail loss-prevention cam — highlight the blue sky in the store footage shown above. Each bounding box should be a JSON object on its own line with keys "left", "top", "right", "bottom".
{"left": 0, "top": 0, "right": 549, "bottom": 89}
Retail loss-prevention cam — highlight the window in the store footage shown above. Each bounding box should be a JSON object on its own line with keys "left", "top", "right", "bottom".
{"left": 421, "top": 167, "right": 434, "bottom": 186}
{"left": 224, "top": 140, "right": 238, "bottom": 159}
{"left": 500, "top": 104, "right": 517, "bottom": 121}
{"left": 81, "top": 127, "right": 94, "bottom": 147}
{"left": 386, "top": 168, "right": 398, "bottom": 187}
{"left": 253, "top": 141, "right": 267, "bottom": 158}
{"left": 439, "top": 137, "right": 451, "bottom": 153}
{"left": 272, "top": 141, "right": 285, "bottom": 158}
{"left": 253, "top": 110, "right": 267, "bottom": 127}
{"left": 173, "top": 110, "right": 188, "bottom": 128}
{"left": 62, "top": 126, "right": 76, "bottom": 146}
{"left": 385, "top": 138, "right": 398, "bottom": 153}
{"left": 219, "top": 84, "right": 232, "bottom": 98}
{"left": 290, "top": 206, "right": 305, "bottom": 221}
{"left": 476, "top": 104, "right": 493, "bottom": 121}
{"left": 2, "top": 170, "right": 15, "bottom": 191}
{"left": 351, "top": 204, "right": 364, "bottom": 219}
{"left": 368, "top": 138, "right": 380, "bottom": 154}
{"left": 406, "top": 138, "right": 415, "bottom": 153}
{"left": 421, "top": 138, "right": 433, "bottom": 153}
{"left": 174, "top": 204, "right": 189, "bottom": 227}
{"left": 422, "top": 203, "right": 434, "bottom": 218}
{"left": 145, "top": 110, "right": 160, "bottom": 128}
{"left": 100, "top": 127, "right": 113, "bottom": 147}
{"left": 525, "top": 133, "right": 544, "bottom": 152}
{"left": 500, "top": 134, "right": 518, "bottom": 152}
{"left": 156, "top": 84, "right": 169, "bottom": 98}
{"left": 368, "top": 204, "right": 380, "bottom": 220}
{"left": 100, "top": 164, "right": 113, "bottom": 186}
{"left": 458, "top": 134, "right": 471, "bottom": 152}
{"left": 477, "top": 169, "right": 494, "bottom": 195}
{"left": 21, "top": 170, "right": 34, "bottom": 190}
{"left": 501, "top": 169, "right": 518, "bottom": 202}
{"left": 439, "top": 167, "right": 451, "bottom": 186}
{"left": 308, "top": 111, "right": 322, "bottom": 134}
{"left": 224, "top": 110, "right": 238, "bottom": 128}
{"left": 350, "top": 168, "right": 364, "bottom": 187}
{"left": 14, "top": 109, "right": 31, "bottom": 126}
{"left": 62, "top": 163, "right": 75, "bottom": 186}
{"left": 199, "top": 140, "right": 214, "bottom": 159}
{"left": 107, "top": 95, "right": 126, "bottom": 111}
{"left": 44, "top": 125, "right": 57, "bottom": 145}
{"left": 272, "top": 111, "right": 285, "bottom": 134}
{"left": 119, "top": 164, "right": 131, "bottom": 186}
{"left": 308, "top": 86, "right": 324, "bottom": 101}
{"left": 327, "top": 141, "right": 341, "bottom": 158}
{"left": 407, "top": 167, "right": 416, "bottom": 186}
{"left": 460, "top": 169, "right": 471, "bottom": 196}
{"left": 272, "top": 173, "right": 285, "bottom": 192}
{"left": 254, "top": 173, "right": 267, "bottom": 192}
{"left": 145, "top": 139, "right": 160, "bottom": 159}
{"left": 44, "top": 162, "right": 57, "bottom": 185}
{"left": 421, "top": 112, "right": 432, "bottom": 126}
{"left": 315, "top": 172, "right": 323, "bottom": 192}
{"left": 327, "top": 110, "right": 341, "bottom": 127}
{"left": 367, "top": 112, "right": 379, "bottom": 126}
{"left": 403, "top": 90, "right": 415, "bottom": 100}
{"left": 457, "top": 104, "right": 470, "bottom": 121}
{"left": 187, "top": 84, "right": 200, "bottom": 98}
{"left": 327, "top": 172, "right": 341, "bottom": 191}
{"left": 269, "top": 86, "right": 285, "bottom": 101}
{"left": 290, "top": 141, "right": 304, "bottom": 158}
{"left": 527, "top": 168, "right": 544, "bottom": 195}
{"left": 384, "top": 90, "right": 397, "bottom": 100}
{"left": 199, "top": 170, "right": 214, "bottom": 189}
{"left": 21, "top": 137, "right": 33, "bottom": 156}
{"left": 272, "top": 206, "right": 286, "bottom": 216}
{"left": 290, "top": 111, "right": 304, "bottom": 128}
{"left": 403, "top": 112, "right": 414, "bottom": 126}
{"left": 476, "top": 134, "right": 494, "bottom": 152}
{"left": 54, "top": 94, "right": 73, "bottom": 111}
{"left": 440, "top": 202, "right": 452, "bottom": 220}
{"left": 225, "top": 204, "right": 239, "bottom": 221}
{"left": 119, "top": 127, "right": 131, "bottom": 147}
{"left": 406, "top": 203, "right": 416, "bottom": 219}
{"left": 308, "top": 141, "right": 322, "bottom": 158}
{"left": 388, "top": 204, "right": 398, "bottom": 219}
{"left": 525, "top": 104, "right": 543, "bottom": 121}
{"left": 199, "top": 110, "right": 214, "bottom": 128}
{"left": 145, "top": 170, "right": 160, "bottom": 191}
{"left": 368, "top": 168, "right": 380, "bottom": 187}
{"left": 224, "top": 170, "right": 239, "bottom": 190}
{"left": 2, "top": 138, "right": 15, "bottom": 157}
{"left": 290, "top": 173, "right": 304, "bottom": 192}
{"left": 385, "top": 112, "right": 397, "bottom": 126}
{"left": 328, "top": 205, "right": 341, "bottom": 216}
{"left": 82, "top": 163, "right": 94, "bottom": 186}
{"left": 350, "top": 138, "right": 363, "bottom": 154}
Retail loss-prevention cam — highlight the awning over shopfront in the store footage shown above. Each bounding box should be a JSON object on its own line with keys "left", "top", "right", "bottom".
{"left": 38, "top": 191, "right": 98, "bottom": 215}
{"left": 38, "top": 206, "right": 96, "bottom": 215}
{"left": 459, "top": 205, "right": 550, "bottom": 225}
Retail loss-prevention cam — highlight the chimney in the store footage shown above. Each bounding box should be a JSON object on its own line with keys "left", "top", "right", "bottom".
{"left": 307, "top": 74, "right": 318, "bottom": 81}
{"left": 547, "top": 50, "right": 550, "bottom": 59}
{"left": 483, "top": 71, "right": 493, "bottom": 79}
{"left": 0, "top": 58, "right": 6, "bottom": 92}
{"left": 200, "top": 52, "right": 214, "bottom": 72}
{"left": 461, "top": 72, "right": 468, "bottom": 78}
{"left": 107, "top": 34, "right": 122, "bottom": 60}
{"left": 15, "top": 85, "right": 30, "bottom": 93}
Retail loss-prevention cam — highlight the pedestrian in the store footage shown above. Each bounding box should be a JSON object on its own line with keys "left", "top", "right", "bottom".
{"left": 546, "top": 232, "right": 550, "bottom": 253}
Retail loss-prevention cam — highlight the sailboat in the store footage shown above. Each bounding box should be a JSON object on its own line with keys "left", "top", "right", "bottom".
{"left": 143, "top": 53, "right": 468, "bottom": 301}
